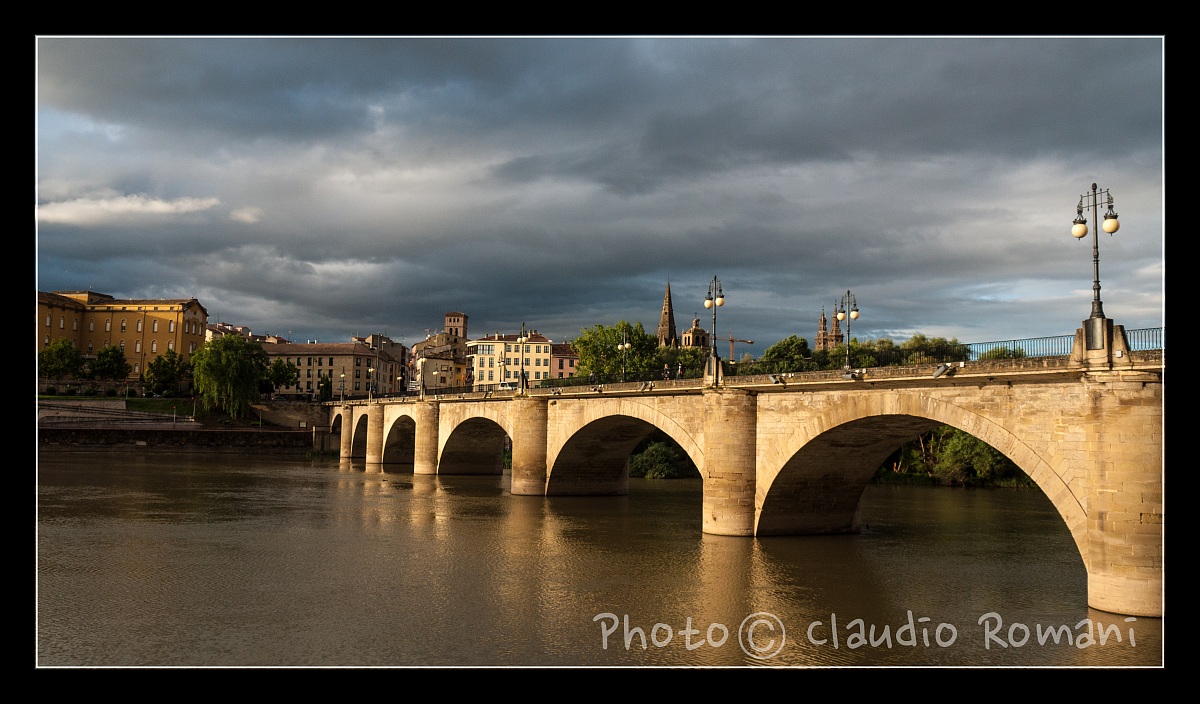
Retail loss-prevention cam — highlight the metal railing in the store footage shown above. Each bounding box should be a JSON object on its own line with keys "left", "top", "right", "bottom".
{"left": 963, "top": 335, "right": 1075, "bottom": 361}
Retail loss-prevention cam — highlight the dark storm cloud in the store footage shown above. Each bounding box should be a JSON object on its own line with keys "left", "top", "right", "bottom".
{"left": 36, "top": 36, "right": 1163, "bottom": 355}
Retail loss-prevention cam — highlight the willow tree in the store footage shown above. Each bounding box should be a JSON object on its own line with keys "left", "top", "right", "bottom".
{"left": 190, "top": 335, "right": 270, "bottom": 420}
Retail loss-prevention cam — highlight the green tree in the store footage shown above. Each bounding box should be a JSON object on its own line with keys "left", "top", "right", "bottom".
{"left": 317, "top": 374, "right": 333, "bottom": 402}
{"left": 191, "top": 335, "right": 270, "bottom": 420}
{"left": 268, "top": 358, "right": 300, "bottom": 392}
{"left": 979, "top": 345, "right": 1026, "bottom": 360}
{"left": 629, "top": 441, "right": 698, "bottom": 479}
{"left": 757, "top": 335, "right": 814, "bottom": 373}
{"left": 38, "top": 339, "right": 82, "bottom": 382}
{"left": 880, "top": 426, "right": 1028, "bottom": 487}
{"left": 655, "top": 346, "right": 706, "bottom": 379}
{"left": 933, "top": 429, "right": 1022, "bottom": 485}
{"left": 89, "top": 345, "right": 133, "bottom": 381}
{"left": 574, "top": 321, "right": 658, "bottom": 382}
{"left": 144, "top": 349, "right": 191, "bottom": 395}
{"left": 901, "top": 335, "right": 971, "bottom": 364}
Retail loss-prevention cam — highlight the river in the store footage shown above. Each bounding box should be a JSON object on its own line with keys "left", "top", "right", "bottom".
{"left": 36, "top": 451, "right": 1161, "bottom": 667}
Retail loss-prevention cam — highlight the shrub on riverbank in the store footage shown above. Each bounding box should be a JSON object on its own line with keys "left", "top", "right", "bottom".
{"left": 629, "top": 439, "right": 699, "bottom": 479}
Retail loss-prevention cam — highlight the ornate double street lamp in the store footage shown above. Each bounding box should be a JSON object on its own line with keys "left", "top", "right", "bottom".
{"left": 836, "top": 290, "right": 859, "bottom": 373}
{"left": 1072, "top": 183, "right": 1120, "bottom": 349}
{"left": 703, "top": 276, "right": 725, "bottom": 386}
{"left": 516, "top": 322, "right": 529, "bottom": 394}
{"left": 617, "top": 330, "right": 631, "bottom": 382}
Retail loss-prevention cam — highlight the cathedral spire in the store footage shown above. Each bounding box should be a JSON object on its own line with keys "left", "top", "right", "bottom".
{"left": 658, "top": 281, "right": 679, "bottom": 348}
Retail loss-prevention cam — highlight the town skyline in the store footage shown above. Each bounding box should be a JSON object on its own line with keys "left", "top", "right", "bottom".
{"left": 36, "top": 37, "right": 1164, "bottom": 357}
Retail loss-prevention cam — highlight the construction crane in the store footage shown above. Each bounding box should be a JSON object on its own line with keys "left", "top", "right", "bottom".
{"left": 722, "top": 334, "right": 754, "bottom": 361}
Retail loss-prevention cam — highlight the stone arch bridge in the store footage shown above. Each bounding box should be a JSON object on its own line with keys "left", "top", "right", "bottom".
{"left": 326, "top": 352, "right": 1162, "bottom": 617}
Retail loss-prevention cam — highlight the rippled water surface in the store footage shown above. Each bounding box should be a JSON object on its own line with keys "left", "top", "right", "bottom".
{"left": 37, "top": 452, "right": 1162, "bottom": 667}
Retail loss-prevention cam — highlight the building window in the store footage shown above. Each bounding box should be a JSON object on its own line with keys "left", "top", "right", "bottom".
{"left": 135, "top": 340, "right": 142, "bottom": 353}
{"left": 137, "top": 319, "right": 143, "bottom": 332}
{"left": 167, "top": 341, "right": 174, "bottom": 351}
{"left": 134, "top": 364, "right": 140, "bottom": 375}
{"left": 328, "top": 358, "right": 333, "bottom": 366}
{"left": 87, "top": 342, "right": 93, "bottom": 354}
{"left": 105, "top": 320, "right": 111, "bottom": 332}
{"left": 89, "top": 321, "right": 94, "bottom": 332}
{"left": 45, "top": 315, "right": 50, "bottom": 327}
{"left": 152, "top": 320, "right": 159, "bottom": 333}
{"left": 151, "top": 341, "right": 157, "bottom": 353}
{"left": 119, "top": 340, "right": 125, "bottom": 351}
{"left": 73, "top": 318, "right": 78, "bottom": 331}
{"left": 59, "top": 316, "right": 65, "bottom": 329}
{"left": 120, "top": 320, "right": 126, "bottom": 333}
{"left": 169, "top": 320, "right": 175, "bottom": 333}
{"left": 318, "top": 357, "right": 323, "bottom": 366}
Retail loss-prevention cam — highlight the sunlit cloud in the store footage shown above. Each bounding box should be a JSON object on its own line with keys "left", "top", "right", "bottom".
{"left": 230, "top": 206, "right": 264, "bottom": 223}
{"left": 37, "top": 194, "right": 221, "bottom": 225}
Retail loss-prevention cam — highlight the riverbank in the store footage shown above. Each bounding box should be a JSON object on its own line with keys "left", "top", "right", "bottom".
{"left": 38, "top": 426, "right": 317, "bottom": 452}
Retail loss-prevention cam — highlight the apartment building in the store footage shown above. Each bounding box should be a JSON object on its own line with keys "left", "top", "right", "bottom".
{"left": 262, "top": 333, "right": 408, "bottom": 400}
{"left": 37, "top": 290, "right": 209, "bottom": 379}
{"left": 467, "top": 329, "right": 553, "bottom": 391}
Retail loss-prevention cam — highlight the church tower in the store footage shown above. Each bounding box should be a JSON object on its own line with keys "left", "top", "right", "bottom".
{"left": 815, "top": 305, "right": 844, "bottom": 352}
{"left": 657, "top": 282, "right": 679, "bottom": 348}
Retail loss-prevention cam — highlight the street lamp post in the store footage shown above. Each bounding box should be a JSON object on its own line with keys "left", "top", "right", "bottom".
{"left": 339, "top": 368, "right": 345, "bottom": 403}
{"left": 1072, "top": 183, "right": 1120, "bottom": 347}
{"left": 516, "top": 323, "right": 529, "bottom": 394}
{"left": 703, "top": 276, "right": 725, "bottom": 387}
{"left": 836, "top": 290, "right": 859, "bottom": 371}
{"left": 617, "top": 329, "right": 631, "bottom": 382}
{"left": 704, "top": 276, "right": 725, "bottom": 360}
{"left": 367, "top": 366, "right": 375, "bottom": 402}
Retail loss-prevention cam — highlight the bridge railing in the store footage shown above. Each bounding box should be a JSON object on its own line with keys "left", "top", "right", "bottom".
{"left": 1125, "top": 327, "right": 1164, "bottom": 352}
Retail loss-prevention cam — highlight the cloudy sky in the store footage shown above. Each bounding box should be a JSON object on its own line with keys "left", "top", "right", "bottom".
{"left": 36, "top": 37, "right": 1163, "bottom": 357}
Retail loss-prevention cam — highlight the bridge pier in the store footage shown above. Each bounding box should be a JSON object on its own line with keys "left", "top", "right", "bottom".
{"left": 364, "top": 404, "right": 384, "bottom": 465}
{"left": 510, "top": 396, "right": 549, "bottom": 495}
{"left": 701, "top": 388, "right": 756, "bottom": 536}
{"left": 413, "top": 401, "right": 439, "bottom": 475}
{"left": 338, "top": 404, "right": 352, "bottom": 459}
{"left": 1082, "top": 370, "right": 1162, "bottom": 617}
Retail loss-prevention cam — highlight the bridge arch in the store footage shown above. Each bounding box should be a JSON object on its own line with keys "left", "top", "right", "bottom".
{"left": 546, "top": 398, "right": 705, "bottom": 495}
{"left": 348, "top": 411, "right": 370, "bottom": 459}
{"left": 756, "top": 392, "right": 1087, "bottom": 563}
{"left": 438, "top": 404, "right": 513, "bottom": 475}
{"left": 381, "top": 414, "right": 417, "bottom": 469}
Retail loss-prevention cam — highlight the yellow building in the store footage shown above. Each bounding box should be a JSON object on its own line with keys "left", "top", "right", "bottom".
{"left": 37, "top": 290, "right": 209, "bottom": 380}
{"left": 467, "top": 330, "right": 553, "bottom": 391}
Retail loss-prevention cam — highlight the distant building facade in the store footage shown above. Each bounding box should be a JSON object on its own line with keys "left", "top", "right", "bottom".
{"left": 551, "top": 342, "right": 579, "bottom": 379}
{"left": 410, "top": 312, "right": 471, "bottom": 392}
{"left": 467, "top": 329, "right": 553, "bottom": 391}
{"left": 37, "top": 290, "right": 209, "bottom": 380}
{"left": 262, "top": 333, "right": 408, "bottom": 400}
